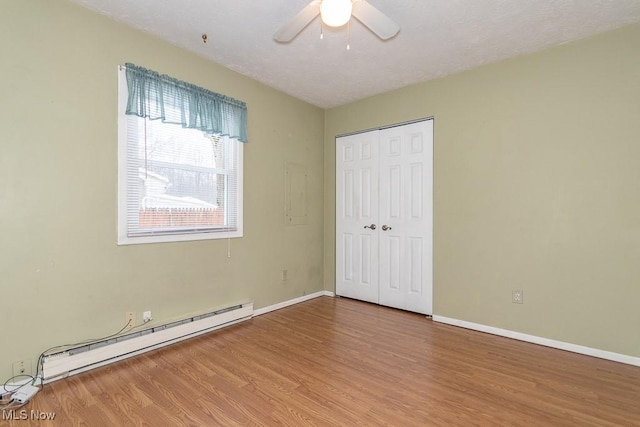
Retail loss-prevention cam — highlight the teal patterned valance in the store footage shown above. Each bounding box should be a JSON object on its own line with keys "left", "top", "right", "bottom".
{"left": 124, "top": 63, "right": 247, "bottom": 143}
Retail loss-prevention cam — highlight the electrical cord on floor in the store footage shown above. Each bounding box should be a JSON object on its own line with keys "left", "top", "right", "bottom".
{"left": 1, "top": 374, "right": 39, "bottom": 407}
{"left": 0, "top": 394, "right": 33, "bottom": 411}
{"left": 1, "top": 317, "right": 137, "bottom": 405}
{"left": 0, "top": 394, "right": 16, "bottom": 407}
{"left": 3, "top": 374, "right": 36, "bottom": 393}
{"left": 1, "top": 397, "right": 29, "bottom": 409}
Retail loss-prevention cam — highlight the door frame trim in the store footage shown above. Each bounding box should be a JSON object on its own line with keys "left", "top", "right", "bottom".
{"left": 335, "top": 116, "right": 434, "bottom": 139}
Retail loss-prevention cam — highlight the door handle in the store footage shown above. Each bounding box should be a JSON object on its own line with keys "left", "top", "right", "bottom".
{"left": 382, "top": 225, "right": 392, "bottom": 231}
{"left": 364, "top": 224, "right": 376, "bottom": 230}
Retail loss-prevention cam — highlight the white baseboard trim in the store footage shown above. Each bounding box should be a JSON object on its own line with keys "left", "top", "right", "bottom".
{"left": 254, "top": 291, "right": 334, "bottom": 317}
{"left": 433, "top": 315, "right": 640, "bottom": 367}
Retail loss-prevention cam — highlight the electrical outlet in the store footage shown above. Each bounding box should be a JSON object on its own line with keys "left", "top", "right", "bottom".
{"left": 512, "top": 290, "right": 524, "bottom": 304}
{"left": 125, "top": 311, "right": 136, "bottom": 326}
{"left": 12, "top": 359, "right": 32, "bottom": 377}
{"left": 143, "top": 311, "right": 152, "bottom": 323}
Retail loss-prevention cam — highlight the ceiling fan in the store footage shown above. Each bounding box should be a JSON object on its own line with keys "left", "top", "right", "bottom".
{"left": 274, "top": 0, "right": 400, "bottom": 43}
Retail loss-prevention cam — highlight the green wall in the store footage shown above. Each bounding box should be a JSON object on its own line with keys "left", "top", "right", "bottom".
{"left": 0, "top": 0, "right": 324, "bottom": 381}
{"left": 2, "top": 0, "right": 639, "bottom": 383}
{"left": 324, "top": 24, "right": 640, "bottom": 358}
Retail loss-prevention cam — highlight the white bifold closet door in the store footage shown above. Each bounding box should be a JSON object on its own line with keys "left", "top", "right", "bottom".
{"left": 336, "top": 119, "right": 433, "bottom": 315}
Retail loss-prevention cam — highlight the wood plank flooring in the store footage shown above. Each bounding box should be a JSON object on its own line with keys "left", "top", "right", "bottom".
{"left": 4, "top": 296, "right": 640, "bottom": 426}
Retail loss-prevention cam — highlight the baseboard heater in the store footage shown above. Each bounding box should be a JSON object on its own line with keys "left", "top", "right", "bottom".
{"left": 42, "top": 302, "right": 253, "bottom": 382}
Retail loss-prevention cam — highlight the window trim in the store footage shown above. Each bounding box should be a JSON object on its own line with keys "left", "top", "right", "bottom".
{"left": 117, "top": 67, "right": 243, "bottom": 245}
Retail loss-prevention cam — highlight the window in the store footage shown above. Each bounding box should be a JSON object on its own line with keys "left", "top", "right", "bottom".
{"left": 117, "top": 65, "right": 245, "bottom": 245}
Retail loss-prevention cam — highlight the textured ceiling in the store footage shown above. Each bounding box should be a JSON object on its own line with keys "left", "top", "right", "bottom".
{"left": 70, "top": 0, "right": 640, "bottom": 108}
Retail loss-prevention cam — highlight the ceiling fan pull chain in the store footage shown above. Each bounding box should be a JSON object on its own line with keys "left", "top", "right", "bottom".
{"left": 346, "top": 19, "right": 351, "bottom": 50}
{"left": 320, "top": 19, "right": 324, "bottom": 40}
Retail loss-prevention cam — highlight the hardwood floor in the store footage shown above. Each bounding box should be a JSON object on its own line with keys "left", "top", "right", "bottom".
{"left": 4, "top": 296, "right": 640, "bottom": 426}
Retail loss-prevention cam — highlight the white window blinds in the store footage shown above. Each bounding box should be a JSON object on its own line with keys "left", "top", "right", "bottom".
{"left": 117, "top": 66, "right": 243, "bottom": 245}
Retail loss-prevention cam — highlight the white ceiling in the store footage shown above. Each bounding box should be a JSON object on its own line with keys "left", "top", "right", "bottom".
{"left": 70, "top": 0, "right": 640, "bottom": 109}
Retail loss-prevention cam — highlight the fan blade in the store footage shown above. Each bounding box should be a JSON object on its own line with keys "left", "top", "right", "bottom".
{"left": 352, "top": 0, "right": 399, "bottom": 40}
{"left": 274, "top": 0, "right": 321, "bottom": 43}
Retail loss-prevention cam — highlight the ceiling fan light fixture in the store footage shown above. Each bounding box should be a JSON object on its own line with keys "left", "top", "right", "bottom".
{"left": 320, "top": 0, "right": 353, "bottom": 27}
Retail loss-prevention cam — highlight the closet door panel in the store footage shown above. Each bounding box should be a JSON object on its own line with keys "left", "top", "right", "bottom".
{"left": 336, "top": 131, "right": 379, "bottom": 304}
{"left": 378, "top": 121, "right": 433, "bottom": 314}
